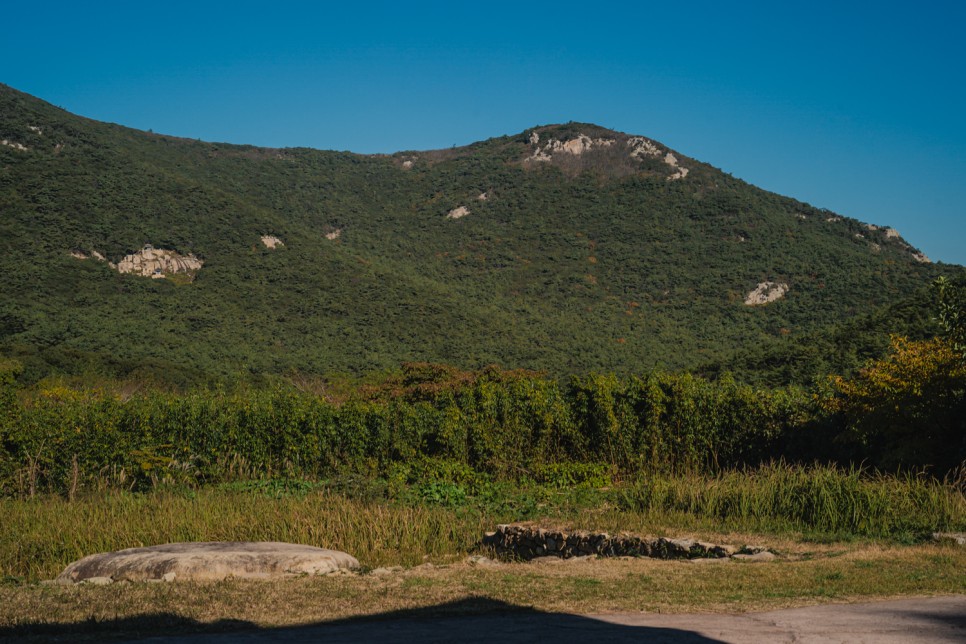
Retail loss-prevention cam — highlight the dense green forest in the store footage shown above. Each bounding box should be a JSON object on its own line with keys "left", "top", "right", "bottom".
{"left": 1, "top": 84, "right": 964, "bottom": 512}
{"left": 3, "top": 313, "right": 964, "bottom": 498}
{"left": 1, "top": 83, "right": 958, "bottom": 387}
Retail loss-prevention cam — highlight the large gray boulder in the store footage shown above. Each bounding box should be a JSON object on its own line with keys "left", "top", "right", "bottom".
{"left": 56, "top": 541, "right": 359, "bottom": 583}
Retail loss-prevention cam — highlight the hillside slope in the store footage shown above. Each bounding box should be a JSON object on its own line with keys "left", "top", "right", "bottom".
{"left": 0, "top": 84, "right": 951, "bottom": 383}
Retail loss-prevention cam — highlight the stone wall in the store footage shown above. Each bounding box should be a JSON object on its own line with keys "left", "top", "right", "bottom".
{"left": 482, "top": 524, "right": 773, "bottom": 561}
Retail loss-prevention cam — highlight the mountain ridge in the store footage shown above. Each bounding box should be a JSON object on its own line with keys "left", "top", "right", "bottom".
{"left": 0, "top": 82, "right": 936, "bottom": 259}
{"left": 0, "top": 83, "right": 955, "bottom": 385}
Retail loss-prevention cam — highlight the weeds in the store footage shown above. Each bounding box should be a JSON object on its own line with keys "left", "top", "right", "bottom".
{"left": 3, "top": 463, "right": 963, "bottom": 582}
{"left": 617, "top": 463, "right": 965, "bottom": 537}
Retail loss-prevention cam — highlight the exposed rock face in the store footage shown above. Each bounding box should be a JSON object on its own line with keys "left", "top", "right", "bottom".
{"left": 72, "top": 249, "right": 108, "bottom": 262}
{"left": 55, "top": 541, "right": 360, "bottom": 583}
{"left": 480, "top": 524, "right": 776, "bottom": 562}
{"left": 523, "top": 131, "right": 689, "bottom": 180}
{"left": 858, "top": 225, "right": 931, "bottom": 263}
{"left": 1, "top": 139, "right": 28, "bottom": 151}
{"left": 626, "top": 137, "right": 689, "bottom": 180}
{"left": 447, "top": 206, "right": 470, "bottom": 219}
{"left": 116, "top": 246, "right": 203, "bottom": 279}
{"left": 745, "top": 281, "right": 789, "bottom": 306}
{"left": 627, "top": 136, "right": 661, "bottom": 160}
{"left": 663, "top": 152, "right": 689, "bottom": 180}
{"left": 261, "top": 235, "right": 284, "bottom": 249}
{"left": 527, "top": 133, "right": 616, "bottom": 162}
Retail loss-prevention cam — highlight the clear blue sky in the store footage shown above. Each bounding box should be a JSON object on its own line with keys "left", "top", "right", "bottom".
{"left": 3, "top": 1, "right": 964, "bottom": 265}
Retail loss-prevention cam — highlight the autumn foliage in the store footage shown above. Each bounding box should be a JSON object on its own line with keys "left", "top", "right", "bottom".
{"left": 824, "top": 336, "right": 966, "bottom": 474}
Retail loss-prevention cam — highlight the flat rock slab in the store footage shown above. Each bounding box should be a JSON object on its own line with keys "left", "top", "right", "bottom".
{"left": 56, "top": 542, "right": 359, "bottom": 584}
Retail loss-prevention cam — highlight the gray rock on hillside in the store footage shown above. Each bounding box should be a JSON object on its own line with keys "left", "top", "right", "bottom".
{"left": 56, "top": 541, "right": 359, "bottom": 583}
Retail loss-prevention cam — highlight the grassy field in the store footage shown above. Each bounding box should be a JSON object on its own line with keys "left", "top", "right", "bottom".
{"left": 2, "top": 464, "right": 964, "bottom": 641}
{"left": 2, "top": 544, "right": 964, "bottom": 642}
{"left": 4, "top": 463, "right": 965, "bottom": 581}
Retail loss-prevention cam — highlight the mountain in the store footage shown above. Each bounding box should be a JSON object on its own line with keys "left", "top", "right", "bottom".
{"left": 0, "top": 84, "right": 954, "bottom": 385}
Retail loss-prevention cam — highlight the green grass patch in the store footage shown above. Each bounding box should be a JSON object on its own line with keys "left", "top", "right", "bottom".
{"left": 2, "top": 463, "right": 963, "bottom": 582}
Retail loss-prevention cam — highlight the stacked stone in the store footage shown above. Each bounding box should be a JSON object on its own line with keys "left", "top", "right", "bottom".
{"left": 482, "top": 524, "right": 738, "bottom": 561}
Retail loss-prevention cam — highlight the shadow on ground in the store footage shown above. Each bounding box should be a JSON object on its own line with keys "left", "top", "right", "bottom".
{"left": 1, "top": 596, "right": 723, "bottom": 643}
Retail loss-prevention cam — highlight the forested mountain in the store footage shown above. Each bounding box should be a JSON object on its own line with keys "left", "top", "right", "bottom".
{"left": 0, "top": 84, "right": 956, "bottom": 385}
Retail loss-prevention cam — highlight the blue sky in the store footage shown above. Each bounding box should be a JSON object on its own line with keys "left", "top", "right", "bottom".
{"left": 3, "top": 1, "right": 964, "bottom": 265}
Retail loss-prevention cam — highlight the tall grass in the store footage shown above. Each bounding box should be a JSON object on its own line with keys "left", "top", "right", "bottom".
{"left": 618, "top": 462, "right": 966, "bottom": 538}
{"left": 4, "top": 463, "right": 963, "bottom": 581}
{"left": 3, "top": 489, "right": 490, "bottom": 581}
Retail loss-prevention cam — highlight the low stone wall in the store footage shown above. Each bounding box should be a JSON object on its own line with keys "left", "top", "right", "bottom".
{"left": 482, "top": 524, "right": 771, "bottom": 561}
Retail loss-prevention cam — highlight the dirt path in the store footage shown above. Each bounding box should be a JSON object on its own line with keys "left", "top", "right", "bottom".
{"left": 129, "top": 595, "right": 965, "bottom": 643}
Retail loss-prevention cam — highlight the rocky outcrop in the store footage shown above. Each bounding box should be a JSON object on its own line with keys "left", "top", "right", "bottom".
{"left": 527, "top": 133, "right": 616, "bottom": 162}
{"left": 663, "top": 152, "right": 689, "bottom": 180}
{"left": 627, "top": 136, "right": 662, "bottom": 160}
{"left": 261, "top": 235, "right": 284, "bottom": 248}
{"left": 116, "top": 245, "right": 203, "bottom": 279}
{"left": 745, "top": 281, "right": 789, "bottom": 306}
{"left": 70, "top": 249, "right": 107, "bottom": 262}
{"left": 481, "top": 524, "right": 774, "bottom": 562}
{"left": 1, "top": 139, "right": 28, "bottom": 151}
{"left": 55, "top": 541, "right": 360, "bottom": 583}
{"left": 523, "top": 131, "right": 689, "bottom": 180}
{"left": 853, "top": 224, "right": 930, "bottom": 263}
{"left": 626, "top": 137, "right": 689, "bottom": 180}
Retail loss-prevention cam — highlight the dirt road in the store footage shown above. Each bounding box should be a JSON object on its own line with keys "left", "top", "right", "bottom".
{"left": 129, "top": 595, "right": 965, "bottom": 643}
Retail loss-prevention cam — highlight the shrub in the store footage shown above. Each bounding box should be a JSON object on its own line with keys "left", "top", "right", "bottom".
{"left": 824, "top": 336, "right": 966, "bottom": 474}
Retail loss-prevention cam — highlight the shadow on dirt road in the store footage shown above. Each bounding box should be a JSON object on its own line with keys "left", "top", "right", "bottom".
{"left": 5, "top": 595, "right": 964, "bottom": 643}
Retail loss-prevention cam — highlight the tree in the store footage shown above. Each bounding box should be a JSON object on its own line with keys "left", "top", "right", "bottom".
{"left": 824, "top": 336, "right": 966, "bottom": 474}
{"left": 934, "top": 276, "right": 966, "bottom": 359}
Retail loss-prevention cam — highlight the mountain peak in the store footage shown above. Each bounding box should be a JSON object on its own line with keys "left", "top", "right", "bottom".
{"left": 390, "top": 122, "right": 692, "bottom": 181}
{"left": 520, "top": 125, "right": 689, "bottom": 180}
